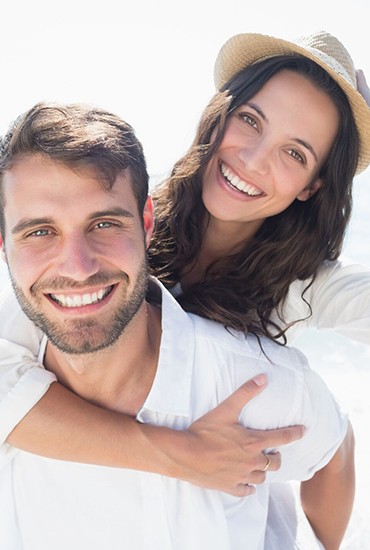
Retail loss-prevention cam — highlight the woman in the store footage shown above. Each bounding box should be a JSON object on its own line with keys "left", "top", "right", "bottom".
{"left": 0, "top": 29, "right": 369, "bottom": 497}
{"left": 151, "top": 31, "right": 369, "bottom": 345}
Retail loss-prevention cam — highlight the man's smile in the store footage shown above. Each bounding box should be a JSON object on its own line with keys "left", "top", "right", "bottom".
{"left": 48, "top": 285, "right": 114, "bottom": 308}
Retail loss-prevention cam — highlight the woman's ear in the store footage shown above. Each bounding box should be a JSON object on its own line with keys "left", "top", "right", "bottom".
{"left": 296, "top": 177, "right": 323, "bottom": 202}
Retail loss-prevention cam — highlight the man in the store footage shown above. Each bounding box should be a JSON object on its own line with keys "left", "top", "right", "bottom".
{"left": 0, "top": 103, "right": 354, "bottom": 550}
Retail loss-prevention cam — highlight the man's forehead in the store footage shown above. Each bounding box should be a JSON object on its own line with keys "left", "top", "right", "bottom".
{"left": 2, "top": 155, "right": 138, "bottom": 225}
{"left": 4, "top": 153, "right": 125, "bottom": 180}
{"left": 2, "top": 154, "right": 132, "bottom": 194}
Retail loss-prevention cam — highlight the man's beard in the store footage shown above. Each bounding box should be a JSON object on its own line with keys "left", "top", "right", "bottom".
{"left": 9, "top": 258, "right": 149, "bottom": 355}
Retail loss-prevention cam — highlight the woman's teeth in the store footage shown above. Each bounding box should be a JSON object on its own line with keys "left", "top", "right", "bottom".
{"left": 221, "top": 163, "right": 262, "bottom": 196}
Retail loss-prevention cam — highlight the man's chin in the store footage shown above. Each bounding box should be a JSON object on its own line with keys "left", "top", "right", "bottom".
{"left": 45, "top": 325, "right": 121, "bottom": 355}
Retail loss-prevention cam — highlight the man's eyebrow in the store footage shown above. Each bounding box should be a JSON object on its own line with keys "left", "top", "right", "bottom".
{"left": 88, "top": 208, "right": 135, "bottom": 220}
{"left": 12, "top": 218, "right": 54, "bottom": 235}
{"left": 12, "top": 208, "right": 135, "bottom": 235}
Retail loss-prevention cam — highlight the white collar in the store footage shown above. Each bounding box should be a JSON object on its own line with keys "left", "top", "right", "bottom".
{"left": 137, "top": 278, "right": 194, "bottom": 419}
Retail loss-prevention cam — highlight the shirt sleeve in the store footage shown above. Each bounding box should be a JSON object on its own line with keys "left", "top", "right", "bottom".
{"left": 267, "top": 360, "right": 348, "bottom": 482}
{"left": 278, "top": 258, "right": 370, "bottom": 345}
{"left": 0, "top": 285, "right": 56, "bottom": 446}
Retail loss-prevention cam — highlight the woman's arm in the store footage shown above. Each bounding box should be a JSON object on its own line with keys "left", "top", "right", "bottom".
{"left": 300, "top": 422, "right": 355, "bottom": 549}
{"left": 281, "top": 259, "right": 370, "bottom": 345}
{"left": 6, "top": 375, "right": 304, "bottom": 495}
{"left": 0, "top": 285, "right": 305, "bottom": 494}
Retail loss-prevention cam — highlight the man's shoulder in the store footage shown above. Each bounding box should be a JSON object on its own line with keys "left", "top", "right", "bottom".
{"left": 188, "top": 312, "right": 309, "bottom": 372}
{"left": 158, "top": 278, "right": 308, "bottom": 376}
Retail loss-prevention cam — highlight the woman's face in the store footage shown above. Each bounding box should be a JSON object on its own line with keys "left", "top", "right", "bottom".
{"left": 202, "top": 69, "right": 339, "bottom": 230}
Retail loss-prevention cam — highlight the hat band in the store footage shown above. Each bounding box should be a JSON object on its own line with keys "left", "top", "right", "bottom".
{"left": 302, "top": 46, "right": 355, "bottom": 87}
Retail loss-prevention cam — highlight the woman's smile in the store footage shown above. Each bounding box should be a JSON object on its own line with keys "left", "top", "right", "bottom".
{"left": 219, "top": 162, "right": 264, "bottom": 197}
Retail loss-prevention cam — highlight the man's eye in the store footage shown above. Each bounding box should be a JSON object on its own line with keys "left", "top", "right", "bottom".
{"left": 28, "top": 229, "right": 50, "bottom": 237}
{"left": 96, "top": 221, "right": 113, "bottom": 229}
{"left": 94, "top": 221, "right": 121, "bottom": 230}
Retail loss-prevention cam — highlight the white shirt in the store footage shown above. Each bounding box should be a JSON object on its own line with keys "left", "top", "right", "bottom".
{"left": 0, "top": 257, "right": 368, "bottom": 446}
{"left": 272, "top": 258, "right": 370, "bottom": 344}
{"left": 0, "top": 280, "right": 347, "bottom": 550}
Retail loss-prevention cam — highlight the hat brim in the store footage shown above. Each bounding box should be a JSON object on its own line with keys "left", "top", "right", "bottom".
{"left": 214, "top": 33, "right": 370, "bottom": 174}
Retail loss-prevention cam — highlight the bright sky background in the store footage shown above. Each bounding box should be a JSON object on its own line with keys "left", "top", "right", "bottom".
{"left": 2, "top": 0, "right": 369, "bottom": 185}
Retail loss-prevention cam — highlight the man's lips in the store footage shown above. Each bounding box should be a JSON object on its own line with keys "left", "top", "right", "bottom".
{"left": 48, "top": 285, "right": 114, "bottom": 308}
{"left": 220, "top": 162, "right": 264, "bottom": 197}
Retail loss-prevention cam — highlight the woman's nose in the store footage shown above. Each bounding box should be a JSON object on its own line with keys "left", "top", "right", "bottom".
{"left": 238, "top": 141, "right": 271, "bottom": 176}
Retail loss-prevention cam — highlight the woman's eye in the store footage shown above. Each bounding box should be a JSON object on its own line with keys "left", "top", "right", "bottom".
{"left": 288, "top": 149, "right": 305, "bottom": 164}
{"left": 241, "top": 114, "right": 258, "bottom": 128}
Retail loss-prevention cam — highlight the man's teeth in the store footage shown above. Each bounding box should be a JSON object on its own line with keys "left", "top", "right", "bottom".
{"left": 50, "top": 287, "right": 112, "bottom": 308}
{"left": 221, "top": 163, "right": 262, "bottom": 196}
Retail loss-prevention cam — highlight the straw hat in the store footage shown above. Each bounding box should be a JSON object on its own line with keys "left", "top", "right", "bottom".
{"left": 214, "top": 31, "right": 370, "bottom": 173}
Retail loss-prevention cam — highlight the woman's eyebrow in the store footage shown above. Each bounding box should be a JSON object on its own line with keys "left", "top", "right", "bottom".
{"left": 293, "top": 138, "right": 318, "bottom": 162}
{"left": 246, "top": 102, "right": 268, "bottom": 122}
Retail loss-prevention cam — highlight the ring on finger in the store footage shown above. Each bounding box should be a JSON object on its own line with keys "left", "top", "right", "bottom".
{"left": 262, "top": 453, "right": 271, "bottom": 472}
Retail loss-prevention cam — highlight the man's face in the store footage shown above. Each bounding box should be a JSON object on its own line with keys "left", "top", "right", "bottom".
{"left": 0, "top": 154, "right": 154, "bottom": 355}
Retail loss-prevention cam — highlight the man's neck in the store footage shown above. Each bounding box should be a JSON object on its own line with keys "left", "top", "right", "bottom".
{"left": 43, "top": 302, "right": 162, "bottom": 416}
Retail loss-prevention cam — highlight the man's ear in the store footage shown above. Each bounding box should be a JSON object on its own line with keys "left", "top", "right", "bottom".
{"left": 0, "top": 233, "right": 6, "bottom": 263}
{"left": 296, "top": 177, "right": 323, "bottom": 202}
{"left": 143, "top": 196, "right": 154, "bottom": 248}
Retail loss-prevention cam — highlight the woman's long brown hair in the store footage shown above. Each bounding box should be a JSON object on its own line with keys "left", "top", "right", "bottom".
{"left": 149, "top": 55, "right": 360, "bottom": 342}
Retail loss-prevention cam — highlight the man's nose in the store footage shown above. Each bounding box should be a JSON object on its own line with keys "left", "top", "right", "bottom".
{"left": 56, "top": 235, "right": 99, "bottom": 281}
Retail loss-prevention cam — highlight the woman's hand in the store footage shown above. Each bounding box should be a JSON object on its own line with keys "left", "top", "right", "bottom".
{"left": 357, "top": 69, "right": 370, "bottom": 106}
{"left": 170, "top": 374, "right": 305, "bottom": 496}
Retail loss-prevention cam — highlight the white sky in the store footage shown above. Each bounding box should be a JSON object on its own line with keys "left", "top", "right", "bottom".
{"left": 2, "top": 0, "right": 370, "bottom": 184}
